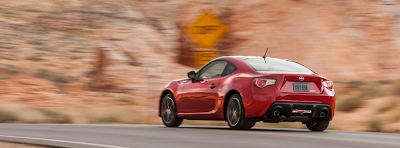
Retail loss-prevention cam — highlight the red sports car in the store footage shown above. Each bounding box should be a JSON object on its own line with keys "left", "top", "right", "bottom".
{"left": 158, "top": 56, "right": 335, "bottom": 131}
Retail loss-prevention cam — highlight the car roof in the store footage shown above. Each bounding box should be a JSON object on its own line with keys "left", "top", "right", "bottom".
{"left": 217, "top": 56, "right": 288, "bottom": 61}
{"left": 215, "top": 56, "right": 317, "bottom": 74}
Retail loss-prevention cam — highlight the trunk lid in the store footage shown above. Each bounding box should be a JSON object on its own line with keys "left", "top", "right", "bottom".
{"left": 257, "top": 71, "right": 325, "bottom": 94}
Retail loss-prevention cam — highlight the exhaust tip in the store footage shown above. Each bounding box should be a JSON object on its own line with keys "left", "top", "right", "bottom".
{"left": 320, "top": 111, "right": 327, "bottom": 118}
{"left": 273, "top": 110, "right": 281, "bottom": 117}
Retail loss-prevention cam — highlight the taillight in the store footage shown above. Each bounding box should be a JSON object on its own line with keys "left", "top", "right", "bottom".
{"left": 323, "top": 81, "right": 334, "bottom": 90}
{"left": 254, "top": 78, "right": 276, "bottom": 88}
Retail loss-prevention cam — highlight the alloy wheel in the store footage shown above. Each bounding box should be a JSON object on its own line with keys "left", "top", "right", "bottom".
{"left": 161, "top": 96, "right": 175, "bottom": 124}
{"left": 227, "top": 97, "right": 241, "bottom": 126}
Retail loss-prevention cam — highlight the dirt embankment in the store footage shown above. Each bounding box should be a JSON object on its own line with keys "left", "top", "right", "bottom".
{"left": 0, "top": 0, "right": 190, "bottom": 124}
{"left": 0, "top": 0, "right": 400, "bottom": 132}
{"left": 227, "top": 0, "right": 400, "bottom": 80}
{"left": 146, "top": 0, "right": 400, "bottom": 80}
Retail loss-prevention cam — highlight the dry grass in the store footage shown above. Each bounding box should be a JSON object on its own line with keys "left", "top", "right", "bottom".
{"left": 26, "top": 55, "right": 43, "bottom": 61}
{"left": 35, "top": 108, "right": 72, "bottom": 123}
{"left": 0, "top": 104, "right": 72, "bottom": 123}
{"left": 336, "top": 80, "right": 397, "bottom": 112}
{"left": 114, "top": 97, "right": 139, "bottom": 105}
{"left": 334, "top": 80, "right": 400, "bottom": 133}
{"left": 0, "top": 103, "right": 149, "bottom": 124}
{"left": 18, "top": 109, "right": 49, "bottom": 123}
{"left": 345, "top": 80, "right": 365, "bottom": 88}
{"left": 389, "top": 107, "right": 400, "bottom": 122}
{"left": 33, "top": 69, "right": 76, "bottom": 84}
{"left": 359, "top": 86, "right": 382, "bottom": 99}
{"left": 378, "top": 97, "right": 400, "bottom": 112}
{"left": 393, "top": 82, "right": 400, "bottom": 96}
{"left": 82, "top": 107, "right": 146, "bottom": 124}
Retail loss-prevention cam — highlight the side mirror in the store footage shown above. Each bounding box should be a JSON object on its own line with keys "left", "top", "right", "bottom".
{"left": 187, "top": 71, "right": 196, "bottom": 82}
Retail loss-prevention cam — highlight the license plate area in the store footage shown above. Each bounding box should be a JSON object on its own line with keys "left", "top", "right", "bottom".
{"left": 293, "top": 83, "right": 309, "bottom": 92}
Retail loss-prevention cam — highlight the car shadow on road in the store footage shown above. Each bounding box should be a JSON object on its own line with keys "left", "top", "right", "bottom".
{"left": 174, "top": 126, "right": 312, "bottom": 133}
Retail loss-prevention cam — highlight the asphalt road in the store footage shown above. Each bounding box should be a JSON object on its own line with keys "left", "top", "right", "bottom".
{"left": 0, "top": 124, "right": 398, "bottom": 148}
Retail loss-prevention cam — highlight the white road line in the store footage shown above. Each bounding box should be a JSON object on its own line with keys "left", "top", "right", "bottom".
{"left": 0, "top": 134, "right": 129, "bottom": 148}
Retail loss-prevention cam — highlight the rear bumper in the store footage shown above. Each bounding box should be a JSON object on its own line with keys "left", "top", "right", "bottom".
{"left": 263, "top": 102, "right": 332, "bottom": 122}
{"left": 241, "top": 86, "right": 336, "bottom": 119}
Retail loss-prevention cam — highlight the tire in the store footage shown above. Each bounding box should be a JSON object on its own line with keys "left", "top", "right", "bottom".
{"left": 247, "top": 121, "right": 256, "bottom": 129}
{"left": 161, "top": 93, "right": 183, "bottom": 127}
{"left": 226, "top": 93, "right": 251, "bottom": 130}
{"left": 306, "top": 119, "right": 330, "bottom": 131}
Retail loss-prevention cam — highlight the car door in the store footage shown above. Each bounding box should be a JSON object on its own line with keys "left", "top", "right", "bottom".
{"left": 181, "top": 60, "right": 228, "bottom": 113}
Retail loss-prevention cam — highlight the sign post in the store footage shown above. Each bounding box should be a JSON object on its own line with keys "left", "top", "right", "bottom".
{"left": 194, "top": 51, "right": 219, "bottom": 69}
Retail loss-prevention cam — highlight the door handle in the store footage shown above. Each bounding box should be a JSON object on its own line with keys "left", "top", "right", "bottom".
{"left": 209, "top": 83, "right": 216, "bottom": 89}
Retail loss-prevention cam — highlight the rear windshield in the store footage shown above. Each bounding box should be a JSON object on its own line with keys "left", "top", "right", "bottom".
{"left": 245, "top": 58, "right": 315, "bottom": 74}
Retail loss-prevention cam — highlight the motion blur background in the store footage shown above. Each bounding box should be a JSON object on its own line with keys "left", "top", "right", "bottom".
{"left": 0, "top": 0, "right": 400, "bottom": 133}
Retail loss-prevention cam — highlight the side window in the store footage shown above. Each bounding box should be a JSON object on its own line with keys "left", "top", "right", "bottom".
{"left": 223, "top": 63, "right": 237, "bottom": 76}
{"left": 197, "top": 61, "right": 228, "bottom": 79}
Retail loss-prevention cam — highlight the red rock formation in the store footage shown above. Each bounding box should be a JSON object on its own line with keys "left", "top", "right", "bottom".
{"left": 229, "top": 0, "right": 400, "bottom": 80}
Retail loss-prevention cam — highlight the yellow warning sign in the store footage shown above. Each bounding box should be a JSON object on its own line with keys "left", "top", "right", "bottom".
{"left": 194, "top": 51, "right": 219, "bottom": 69}
{"left": 185, "top": 11, "right": 228, "bottom": 48}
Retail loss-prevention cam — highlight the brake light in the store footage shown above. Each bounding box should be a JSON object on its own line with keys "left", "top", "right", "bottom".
{"left": 322, "top": 81, "right": 334, "bottom": 90}
{"left": 254, "top": 78, "right": 276, "bottom": 88}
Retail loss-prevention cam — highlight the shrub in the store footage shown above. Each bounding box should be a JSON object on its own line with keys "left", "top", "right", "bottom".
{"left": 359, "top": 86, "right": 381, "bottom": 99}
{"left": 26, "top": 55, "right": 43, "bottom": 61}
{"left": 389, "top": 107, "right": 400, "bottom": 122}
{"left": 0, "top": 108, "right": 19, "bottom": 123}
{"left": 377, "top": 79, "right": 393, "bottom": 85}
{"left": 114, "top": 97, "right": 138, "bottom": 105}
{"left": 0, "top": 76, "right": 8, "bottom": 80}
{"left": 378, "top": 97, "right": 399, "bottom": 112}
{"left": 36, "top": 108, "right": 72, "bottom": 123}
{"left": 34, "top": 69, "right": 76, "bottom": 84}
{"left": 394, "top": 83, "right": 400, "bottom": 96}
{"left": 36, "top": 47, "right": 52, "bottom": 51}
{"left": 346, "top": 80, "right": 364, "bottom": 88}
{"left": 129, "top": 59, "right": 141, "bottom": 66}
{"left": 27, "top": 40, "right": 43, "bottom": 45}
{"left": 367, "top": 118, "right": 382, "bottom": 132}
{"left": 337, "top": 96, "right": 365, "bottom": 112}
